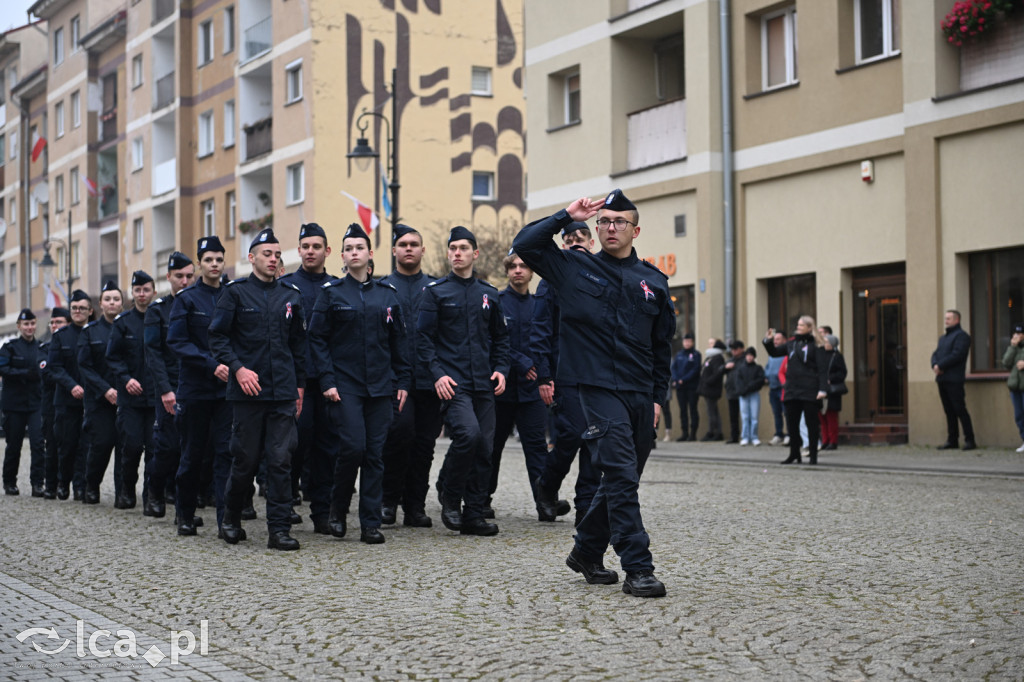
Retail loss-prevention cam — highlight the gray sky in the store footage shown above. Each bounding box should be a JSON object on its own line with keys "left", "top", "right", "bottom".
{"left": 0, "top": 1, "right": 37, "bottom": 34}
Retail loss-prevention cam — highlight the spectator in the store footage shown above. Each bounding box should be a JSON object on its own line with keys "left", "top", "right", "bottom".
{"left": 723, "top": 340, "right": 745, "bottom": 444}
{"left": 698, "top": 339, "right": 727, "bottom": 441}
{"left": 670, "top": 333, "right": 701, "bottom": 441}
{"left": 931, "top": 309, "right": 976, "bottom": 450}
{"left": 821, "top": 334, "right": 848, "bottom": 451}
{"left": 1003, "top": 325, "right": 1024, "bottom": 453}
{"left": 765, "top": 332, "right": 788, "bottom": 445}
{"left": 736, "top": 346, "right": 765, "bottom": 446}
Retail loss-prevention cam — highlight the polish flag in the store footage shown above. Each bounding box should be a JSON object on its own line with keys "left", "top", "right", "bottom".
{"left": 340, "top": 191, "right": 379, "bottom": 234}
{"left": 45, "top": 275, "right": 65, "bottom": 309}
{"left": 82, "top": 176, "right": 99, "bottom": 197}
{"left": 31, "top": 130, "right": 47, "bottom": 162}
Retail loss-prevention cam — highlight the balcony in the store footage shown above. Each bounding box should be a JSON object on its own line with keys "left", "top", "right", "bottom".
{"left": 626, "top": 98, "right": 686, "bottom": 171}
{"left": 243, "top": 15, "right": 272, "bottom": 62}
{"left": 155, "top": 72, "right": 175, "bottom": 110}
{"left": 243, "top": 117, "right": 272, "bottom": 160}
{"left": 153, "top": 158, "right": 176, "bottom": 196}
{"left": 100, "top": 108, "right": 118, "bottom": 143}
{"left": 153, "top": 0, "right": 175, "bottom": 25}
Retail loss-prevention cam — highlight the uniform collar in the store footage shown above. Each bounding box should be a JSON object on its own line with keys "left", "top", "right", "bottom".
{"left": 247, "top": 272, "right": 278, "bottom": 289}
{"left": 503, "top": 285, "right": 529, "bottom": 300}
{"left": 597, "top": 247, "right": 639, "bottom": 266}
{"left": 345, "top": 273, "right": 374, "bottom": 290}
{"left": 449, "top": 270, "right": 478, "bottom": 285}
{"left": 296, "top": 267, "right": 331, "bottom": 283}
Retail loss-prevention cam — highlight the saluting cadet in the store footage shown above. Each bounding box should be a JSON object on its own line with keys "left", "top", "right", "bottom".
{"left": 513, "top": 189, "right": 675, "bottom": 598}
{"left": 142, "top": 252, "right": 195, "bottom": 518}
{"left": 107, "top": 271, "right": 158, "bottom": 510}
{"left": 379, "top": 224, "right": 442, "bottom": 529}
{"left": 1, "top": 309, "right": 45, "bottom": 496}
{"left": 309, "top": 223, "right": 410, "bottom": 544}
{"left": 39, "top": 308, "right": 70, "bottom": 498}
{"left": 78, "top": 282, "right": 123, "bottom": 505}
{"left": 210, "top": 228, "right": 307, "bottom": 551}
{"left": 279, "top": 223, "right": 334, "bottom": 516}
{"left": 418, "top": 226, "right": 510, "bottom": 536}
{"left": 167, "top": 237, "right": 230, "bottom": 537}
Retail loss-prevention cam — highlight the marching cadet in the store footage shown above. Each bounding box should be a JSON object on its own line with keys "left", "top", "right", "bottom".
{"left": 107, "top": 271, "right": 158, "bottom": 510}
{"left": 167, "top": 237, "right": 230, "bottom": 537}
{"left": 79, "top": 282, "right": 123, "bottom": 505}
{"left": 142, "top": 253, "right": 195, "bottom": 518}
{"left": 418, "top": 226, "right": 510, "bottom": 536}
{"left": 513, "top": 189, "right": 675, "bottom": 598}
{"left": 308, "top": 223, "right": 410, "bottom": 544}
{"left": 39, "top": 307, "right": 70, "bottom": 498}
{"left": 48, "top": 290, "right": 94, "bottom": 500}
{"left": 1, "top": 309, "right": 45, "bottom": 496}
{"left": 379, "top": 224, "right": 442, "bottom": 529}
{"left": 210, "top": 228, "right": 307, "bottom": 551}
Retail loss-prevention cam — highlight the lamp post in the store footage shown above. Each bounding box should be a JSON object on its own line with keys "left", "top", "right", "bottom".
{"left": 38, "top": 208, "right": 76, "bottom": 305}
{"left": 347, "top": 67, "right": 400, "bottom": 271}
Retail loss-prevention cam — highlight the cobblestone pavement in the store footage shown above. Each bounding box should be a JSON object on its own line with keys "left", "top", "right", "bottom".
{"left": 1, "top": 439, "right": 1021, "bottom": 680}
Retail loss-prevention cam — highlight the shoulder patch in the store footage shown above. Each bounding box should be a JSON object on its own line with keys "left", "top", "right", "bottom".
{"left": 281, "top": 281, "right": 301, "bottom": 292}
{"left": 377, "top": 280, "right": 398, "bottom": 291}
{"left": 114, "top": 312, "right": 127, "bottom": 320}
{"left": 154, "top": 297, "right": 165, "bottom": 304}
{"left": 225, "top": 277, "right": 246, "bottom": 286}
{"left": 479, "top": 280, "right": 499, "bottom": 291}
{"left": 640, "top": 259, "right": 667, "bottom": 277}
{"left": 427, "top": 280, "right": 440, "bottom": 287}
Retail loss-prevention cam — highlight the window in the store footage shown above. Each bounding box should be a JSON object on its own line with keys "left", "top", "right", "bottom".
{"left": 133, "top": 217, "right": 144, "bottom": 252}
{"left": 564, "top": 72, "right": 580, "bottom": 125}
{"left": 70, "top": 16, "right": 80, "bottom": 52}
{"left": 472, "top": 171, "right": 494, "bottom": 200}
{"left": 9, "top": 197, "right": 15, "bottom": 223}
{"left": 70, "top": 242, "right": 80, "bottom": 278}
{"left": 762, "top": 7, "right": 798, "bottom": 90}
{"left": 471, "top": 66, "right": 492, "bottom": 96}
{"left": 71, "top": 90, "right": 81, "bottom": 128}
{"left": 766, "top": 273, "right": 816, "bottom": 334}
{"left": 201, "top": 199, "right": 215, "bottom": 236}
{"left": 674, "top": 214, "right": 687, "bottom": 238}
{"left": 9, "top": 263, "right": 16, "bottom": 292}
{"left": 286, "top": 60, "right": 303, "bottom": 104}
{"left": 969, "top": 247, "right": 1024, "bottom": 372}
{"left": 55, "top": 101, "right": 65, "bottom": 138}
{"left": 670, "top": 285, "right": 696, "bottom": 341}
{"left": 55, "top": 175, "right": 64, "bottom": 212}
{"left": 224, "top": 6, "right": 235, "bottom": 54}
{"left": 226, "top": 190, "right": 237, "bottom": 238}
{"left": 223, "top": 99, "right": 235, "bottom": 148}
{"left": 286, "top": 162, "right": 304, "bottom": 204}
{"left": 132, "top": 54, "right": 143, "bottom": 89}
{"left": 855, "top": 0, "right": 900, "bottom": 63}
{"left": 0, "top": 264, "right": 5, "bottom": 297}
{"left": 198, "top": 20, "right": 213, "bottom": 66}
{"left": 198, "top": 111, "right": 214, "bottom": 157}
{"left": 70, "top": 167, "right": 80, "bottom": 204}
{"left": 54, "top": 27, "right": 64, "bottom": 66}
{"left": 0, "top": 135, "right": 4, "bottom": 165}
{"left": 132, "top": 137, "right": 144, "bottom": 170}
{"left": 31, "top": 259, "right": 38, "bottom": 288}
{"left": 9, "top": 131, "right": 15, "bottom": 160}
{"left": 654, "top": 35, "right": 686, "bottom": 101}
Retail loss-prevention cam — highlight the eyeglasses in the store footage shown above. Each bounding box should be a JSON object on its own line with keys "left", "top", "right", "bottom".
{"left": 595, "top": 218, "right": 635, "bottom": 232}
{"left": 70, "top": 306, "right": 90, "bottom": 313}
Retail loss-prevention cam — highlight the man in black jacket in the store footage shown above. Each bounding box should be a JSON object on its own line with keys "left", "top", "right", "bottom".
{"left": 931, "top": 309, "right": 976, "bottom": 450}
{"left": 0, "top": 309, "right": 45, "bottom": 496}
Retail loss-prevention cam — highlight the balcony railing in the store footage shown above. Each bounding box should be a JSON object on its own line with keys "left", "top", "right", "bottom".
{"left": 155, "top": 72, "right": 175, "bottom": 110}
{"left": 626, "top": 98, "right": 686, "bottom": 171}
{"left": 100, "top": 108, "right": 118, "bottom": 143}
{"left": 153, "top": 0, "right": 175, "bottom": 24}
{"left": 243, "top": 16, "right": 272, "bottom": 62}
{"left": 244, "top": 117, "right": 272, "bottom": 160}
{"left": 153, "top": 158, "right": 176, "bottom": 196}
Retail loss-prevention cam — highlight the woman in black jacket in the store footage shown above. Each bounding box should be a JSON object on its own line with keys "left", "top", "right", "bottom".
{"left": 697, "top": 339, "right": 727, "bottom": 441}
{"left": 762, "top": 316, "right": 828, "bottom": 465}
{"left": 821, "top": 334, "right": 848, "bottom": 451}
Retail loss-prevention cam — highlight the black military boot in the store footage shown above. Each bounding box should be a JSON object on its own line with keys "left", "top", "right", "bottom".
{"left": 440, "top": 493, "right": 463, "bottom": 531}
{"left": 220, "top": 510, "right": 243, "bottom": 544}
{"left": 144, "top": 496, "right": 166, "bottom": 518}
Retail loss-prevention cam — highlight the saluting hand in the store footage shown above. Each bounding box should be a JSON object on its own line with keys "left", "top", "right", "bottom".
{"left": 492, "top": 371, "right": 506, "bottom": 396}
{"left": 236, "top": 367, "right": 261, "bottom": 396}
{"left": 396, "top": 389, "right": 408, "bottom": 413}
{"left": 435, "top": 376, "right": 457, "bottom": 401}
{"left": 566, "top": 197, "right": 603, "bottom": 223}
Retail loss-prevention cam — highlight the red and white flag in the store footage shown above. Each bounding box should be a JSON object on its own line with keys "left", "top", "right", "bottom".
{"left": 31, "top": 130, "right": 47, "bottom": 162}
{"left": 340, "top": 191, "right": 379, "bottom": 235}
{"left": 82, "top": 176, "right": 99, "bottom": 197}
{"left": 44, "top": 275, "right": 65, "bottom": 309}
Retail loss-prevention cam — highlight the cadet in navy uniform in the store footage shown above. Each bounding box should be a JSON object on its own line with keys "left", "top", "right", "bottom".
{"left": 107, "top": 271, "right": 158, "bottom": 509}
{"left": 379, "top": 224, "right": 443, "bottom": 528}
{"left": 210, "top": 228, "right": 307, "bottom": 551}
{"left": 418, "top": 225, "right": 510, "bottom": 536}
{"left": 309, "top": 223, "right": 410, "bottom": 544}
{"left": 530, "top": 222, "right": 598, "bottom": 526}
{"left": 671, "top": 333, "right": 702, "bottom": 441}
{"left": 47, "top": 290, "right": 96, "bottom": 500}
{"left": 279, "top": 222, "right": 333, "bottom": 518}
{"left": 513, "top": 189, "right": 675, "bottom": 598}
{"left": 142, "top": 252, "right": 195, "bottom": 518}
{"left": 1, "top": 309, "right": 45, "bottom": 496}
{"left": 167, "top": 237, "right": 231, "bottom": 537}
{"left": 79, "top": 282, "right": 123, "bottom": 505}
{"left": 39, "top": 308, "right": 70, "bottom": 498}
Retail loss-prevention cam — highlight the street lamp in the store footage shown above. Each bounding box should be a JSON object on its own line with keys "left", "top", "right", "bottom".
{"left": 38, "top": 209, "right": 76, "bottom": 304}
{"left": 347, "top": 67, "right": 400, "bottom": 270}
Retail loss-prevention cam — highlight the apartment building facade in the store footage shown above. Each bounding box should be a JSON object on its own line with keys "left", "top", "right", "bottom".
{"left": 524, "top": 0, "right": 1024, "bottom": 446}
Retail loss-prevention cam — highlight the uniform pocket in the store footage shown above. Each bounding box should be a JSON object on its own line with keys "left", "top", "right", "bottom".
{"left": 582, "top": 420, "right": 610, "bottom": 440}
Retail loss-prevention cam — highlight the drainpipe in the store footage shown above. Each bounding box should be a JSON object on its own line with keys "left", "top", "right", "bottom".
{"left": 719, "top": 0, "right": 735, "bottom": 341}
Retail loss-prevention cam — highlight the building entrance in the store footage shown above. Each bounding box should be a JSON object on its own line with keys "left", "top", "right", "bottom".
{"left": 851, "top": 266, "right": 907, "bottom": 424}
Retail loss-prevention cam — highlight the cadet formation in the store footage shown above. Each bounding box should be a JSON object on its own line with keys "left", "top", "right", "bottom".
{"left": 0, "top": 189, "right": 674, "bottom": 598}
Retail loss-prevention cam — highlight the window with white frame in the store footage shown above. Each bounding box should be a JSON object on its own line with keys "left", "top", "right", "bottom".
{"left": 70, "top": 166, "right": 80, "bottom": 204}
{"left": 855, "top": 0, "right": 900, "bottom": 63}
{"left": 132, "top": 137, "right": 144, "bottom": 170}
{"left": 9, "top": 263, "right": 16, "bottom": 292}
{"left": 227, "top": 190, "right": 236, "bottom": 238}
{"left": 198, "top": 111, "right": 214, "bottom": 157}
{"left": 55, "top": 174, "right": 64, "bottom": 212}
{"left": 286, "top": 60, "right": 303, "bottom": 104}
{"left": 202, "top": 199, "right": 215, "bottom": 236}
{"left": 55, "top": 101, "right": 65, "bottom": 138}
{"left": 563, "top": 72, "right": 580, "bottom": 126}
{"left": 54, "top": 27, "right": 64, "bottom": 66}
{"left": 224, "top": 6, "right": 235, "bottom": 54}
{"left": 9, "top": 131, "right": 16, "bottom": 160}
{"left": 71, "top": 90, "right": 81, "bottom": 127}
{"left": 762, "top": 6, "right": 798, "bottom": 90}
{"left": 132, "top": 54, "right": 143, "bottom": 88}
{"left": 198, "top": 20, "right": 213, "bottom": 66}
{"left": 286, "top": 163, "right": 304, "bottom": 204}
{"left": 472, "top": 171, "right": 495, "bottom": 200}
{"left": 471, "top": 66, "right": 492, "bottom": 96}
{"left": 223, "top": 99, "right": 235, "bottom": 148}
{"left": 70, "top": 15, "right": 80, "bottom": 53}
{"left": 133, "top": 218, "right": 144, "bottom": 252}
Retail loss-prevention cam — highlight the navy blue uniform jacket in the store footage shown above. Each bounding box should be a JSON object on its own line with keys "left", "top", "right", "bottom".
{"left": 279, "top": 267, "right": 333, "bottom": 380}
{"left": 0, "top": 336, "right": 43, "bottom": 412}
{"left": 498, "top": 286, "right": 540, "bottom": 403}
{"left": 528, "top": 279, "right": 558, "bottom": 384}
{"left": 167, "top": 280, "right": 226, "bottom": 401}
{"left": 48, "top": 324, "right": 85, "bottom": 408}
{"left": 671, "top": 347, "right": 702, "bottom": 386}
{"left": 378, "top": 270, "right": 435, "bottom": 391}
{"left": 512, "top": 209, "right": 676, "bottom": 407}
{"left": 107, "top": 308, "right": 155, "bottom": 407}
{"left": 77, "top": 319, "right": 116, "bottom": 408}
{"left": 144, "top": 296, "right": 180, "bottom": 399}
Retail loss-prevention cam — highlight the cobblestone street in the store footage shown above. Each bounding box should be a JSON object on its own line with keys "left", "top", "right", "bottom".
{"left": 1, "top": 440, "right": 1021, "bottom": 680}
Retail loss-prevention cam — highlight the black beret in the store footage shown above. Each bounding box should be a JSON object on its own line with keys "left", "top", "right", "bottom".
{"left": 17, "top": 308, "right": 36, "bottom": 321}
{"left": 344, "top": 222, "right": 371, "bottom": 245}
{"left": 197, "top": 236, "right": 225, "bottom": 257}
{"left": 729, "top": 339, "right": 745, "bottom": 350}
{"left": 448, "top": 225, "right": 477, "bottom": 248}
{"left": 167, "top": 251, "right": 193, "bottom": 271}
{"left": 683, "top": 332, "right": 695, "bottom": 340}
{"left": 602, "top": 188, "right": 637, "bottom": 213}
{"left": 299, "top": 223, "right": 327, "bottom": 241}
{"left": 561, "top": 221, "right": 590, "bottom": 237}
{"left": 249, "top": 228, "right": 279, "bottom": 252}
{"left": 100, "top": 281, "right": 118, "bottom": 294}
{"left": 51, "top": 307, "right": 70, "bottom": 319}
{"left": 131, "top": 270, "right": 154, "bottom": 287}
{"left": 392, "top": 224, "right": 419, "bottom": 244}
{"left": 71, "top": 289, "right": 92, "bottom": 302}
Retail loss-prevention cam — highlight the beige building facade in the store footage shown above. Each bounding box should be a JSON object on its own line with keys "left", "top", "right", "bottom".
{"left": 524, "top": 0, "right": 1024, "bottom": 446}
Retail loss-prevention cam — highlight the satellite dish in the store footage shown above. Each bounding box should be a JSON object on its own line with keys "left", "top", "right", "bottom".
{"left": 32, "top": 182, "right": 49, "bottom": 204}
